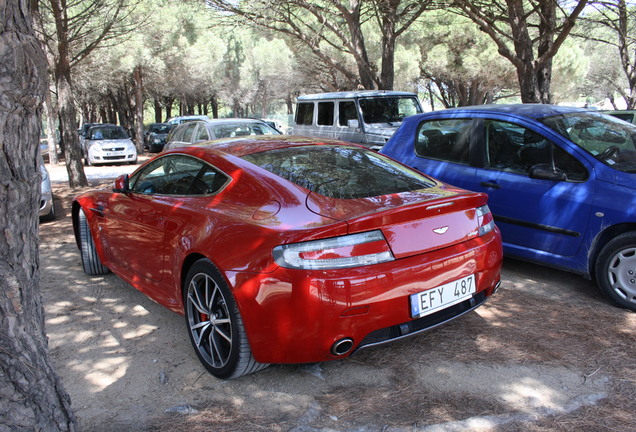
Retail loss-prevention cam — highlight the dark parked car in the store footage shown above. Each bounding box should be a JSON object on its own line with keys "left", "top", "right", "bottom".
{"left": 164, "top": 118, "right": 281, "bottom": 151}
{"left": 73, "top": 136, "right": 502, "bottom": 378}
{"left": 144, "top": 123, "right": 172, "bottom": 153}
{"left": 79, "top": 122, "right": 100, "bottom": 139}
{"left": 381, "top": 103, "right": 636, "bottom": 311}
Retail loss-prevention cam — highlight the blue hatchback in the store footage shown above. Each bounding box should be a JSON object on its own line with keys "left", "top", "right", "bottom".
{"left": 381, "top": 104, "right": 636, "bottom": 311}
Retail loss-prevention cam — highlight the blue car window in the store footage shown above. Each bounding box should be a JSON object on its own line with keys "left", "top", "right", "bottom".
{"left": 415, "top": 119, "right": 471, "bottom": 164}
{"left": 485, "top": 120, "right": 587, "bottom": 181}
{"left": 541, "top": 112, "right": 636, "bottom": 173}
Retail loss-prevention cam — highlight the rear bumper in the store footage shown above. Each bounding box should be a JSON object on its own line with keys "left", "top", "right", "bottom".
{"left": 226, "top": 230, "right": 502, "bottom": 364}
{"left": 39, "top": 192, "right": 54, "bottom": 217}
{"left": 357, "top": 282, "right": 499, "bottom": 351}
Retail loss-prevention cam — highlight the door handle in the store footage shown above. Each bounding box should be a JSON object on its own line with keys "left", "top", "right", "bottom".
{"left": 480, "top": 181, "right": 500, "bottom": 189}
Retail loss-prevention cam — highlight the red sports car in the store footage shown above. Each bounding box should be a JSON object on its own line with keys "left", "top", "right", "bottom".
{"left": 73, "top": 136, "right": 502, "bottom": 379}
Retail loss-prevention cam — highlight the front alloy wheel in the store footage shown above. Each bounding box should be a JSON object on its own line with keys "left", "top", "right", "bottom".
{"left": 596, "top": 232, "right": 636, "bottom": 311}
{"left": 183, "top": 259, "right": 267, "bottom": 378}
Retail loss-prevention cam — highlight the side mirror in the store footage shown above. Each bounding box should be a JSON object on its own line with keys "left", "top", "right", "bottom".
{"left": 347, "top": 119, "right": 359, "bottom": 128}
{"left": 529, "top": 164, "right": 567, "bottom": 181}
{"left": 113, "top": 174, "right": 130, "bottom": 193}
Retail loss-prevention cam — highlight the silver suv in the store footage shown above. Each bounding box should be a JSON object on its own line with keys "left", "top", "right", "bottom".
{"left": 290, "top": 91, "right": 423, "bottom": 149}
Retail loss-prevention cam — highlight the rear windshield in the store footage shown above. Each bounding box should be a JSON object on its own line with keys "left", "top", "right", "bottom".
{"left": 241, "top": 145, "right": 435, "bottom": 199}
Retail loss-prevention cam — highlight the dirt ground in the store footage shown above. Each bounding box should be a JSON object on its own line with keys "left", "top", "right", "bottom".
{"left": 39, "top": 163, "right": 636, "bottom": 432}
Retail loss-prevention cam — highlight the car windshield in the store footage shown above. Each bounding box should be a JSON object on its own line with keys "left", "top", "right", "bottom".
{"left": 89, "top": 126, "right": 128, "bottom": 140}
{"left": 358, "top": 96, "right": 422, "bottom": 125}
{"left": 540, "top": 112, "right": 636, "bottom": 173}
{"left": 241, "top": 145, "right": 435, "bottom": 199}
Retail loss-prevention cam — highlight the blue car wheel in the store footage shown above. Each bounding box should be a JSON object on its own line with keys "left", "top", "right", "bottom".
{"left": 596, "top": 232, "right": 636, "bottom": 311}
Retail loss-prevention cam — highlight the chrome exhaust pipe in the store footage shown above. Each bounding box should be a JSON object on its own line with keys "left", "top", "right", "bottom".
{"left": 331, "top": 338, "right": 354, "bottom": 356}
{"left": 493, "top": 280, "right": 501, "bottom": 294}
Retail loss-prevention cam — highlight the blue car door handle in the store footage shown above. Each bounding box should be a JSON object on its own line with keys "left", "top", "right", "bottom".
{"left": 480, "top": 181, "right": 500, "bottom": 189}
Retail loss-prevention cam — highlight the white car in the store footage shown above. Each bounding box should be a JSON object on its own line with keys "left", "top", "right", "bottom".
{"left": 83, "top": 124, "right": 137, "bottom": 166}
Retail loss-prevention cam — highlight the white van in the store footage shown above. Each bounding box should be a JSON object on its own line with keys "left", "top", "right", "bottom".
{"left": 290, "top": 91, "right": 423, "bottom": 149}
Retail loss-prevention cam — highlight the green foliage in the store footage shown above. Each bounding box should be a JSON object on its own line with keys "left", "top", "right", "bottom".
{"left": 411, "top": 11, "right": 517, "bottom": 107}
{"left": 54, "top": 0, "right": 636, "bottom": 125}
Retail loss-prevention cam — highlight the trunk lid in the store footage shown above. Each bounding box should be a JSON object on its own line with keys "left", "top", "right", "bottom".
{"left": 306, "top": 186, "right": 488, "bottom": 259}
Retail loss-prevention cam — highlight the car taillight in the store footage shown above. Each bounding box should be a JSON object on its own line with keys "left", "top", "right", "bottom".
{"left": 476, "top": 205, "right": 495, "bottom": 236}
{"left": 273, "top": 230, "right": 394, "bottom": 270}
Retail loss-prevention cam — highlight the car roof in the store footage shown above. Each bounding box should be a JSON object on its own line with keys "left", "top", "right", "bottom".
{"left": 427, "top": 103, "right": 588, "bottom": 120}
{"left": 172, "top": 118, "right": 271, "bottom": 128}
{"left": 297, "top": 90, "right": 417, "bottom": 101}
{"left": 167, "top": 115, "right": 207, "bottom": 120}
{"left": 201, "top": 118, "right": 270, "bottom": 124}
{"left": 88, "top": 123, "right": 121, "bottom": 130}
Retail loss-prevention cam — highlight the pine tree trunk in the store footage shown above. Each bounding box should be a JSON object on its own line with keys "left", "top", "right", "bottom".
{"left": 133, "top": 65, "right": 145, "bottom": 154}
{"left": 50, "top": 0, "right": 88, "bottom": 187}
{"left": 0, "top": 0, "right": 76, "bottom": 430}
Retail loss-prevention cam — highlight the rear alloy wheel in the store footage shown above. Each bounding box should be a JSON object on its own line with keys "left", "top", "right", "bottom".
{"left": 78, "top": 208, "right": 109, "bottom": 275}
{"left": 596, "top": 232, "right": 636, "bottom": 311}
{"left": 184, "top": 259, "right": 267, "bottom": 379}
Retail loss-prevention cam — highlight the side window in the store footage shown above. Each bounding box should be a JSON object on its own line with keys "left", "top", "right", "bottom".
{"left": 317, "top": 102, "right": 335, "bottom": 126}
{"left": 252, "top": 124, "right": 270, "bottom": 135}
{"left": 339, "top": 101, "right": 358, "bottom": 126}
{"left": 168, "top": 125, "right": 184, "bottom": 143}
{"left": 415, "top": 119, "right": 472, "bottom": 164}
{"left": 181, "top": 123, "right": 197, "bottom": 144}
{"left": 485, "top": 120, "right": 587, "bottom": 181}
{"left": 129, "top": 155, "right": 229, "bottom": 196}
{"left": 295, "top": 102, "right": 314, "bottom": 125}
{"left": 194, "top": 124, "right": 210, "bottom": 142}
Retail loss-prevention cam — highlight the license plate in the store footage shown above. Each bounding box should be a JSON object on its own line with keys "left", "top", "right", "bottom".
{"left": 105, "top": 151, "right": 121, "bottom": 156}
{"left": 410, "top": 274, "right": 476, "bottom": 318}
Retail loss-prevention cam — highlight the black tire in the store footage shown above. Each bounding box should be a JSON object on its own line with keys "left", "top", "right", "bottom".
{"left": 78, "top": 208, "right": 109, "bottom": 275}
{"left": 595, "top": 232, "right": 636, "bottom": 311}
{"left": 183, "top": 259, "right": 268, "bottom": 379}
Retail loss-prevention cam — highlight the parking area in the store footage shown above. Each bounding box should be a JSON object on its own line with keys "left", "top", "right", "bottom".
{"left": 39, "top": 164, "right": 635, "bottom": 432}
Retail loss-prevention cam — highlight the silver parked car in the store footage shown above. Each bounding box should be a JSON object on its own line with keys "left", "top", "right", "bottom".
{"left": 291, "top": 91, "right": 423, "bottom": 150}
{"left": 164, "top": 118, "right": 281, "bottom": 151}
{"left": 39, "top": 153, "right": 55, "bottom": 221}
{"left": 83, "top": 124, "right": 137, "bottom": 166}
